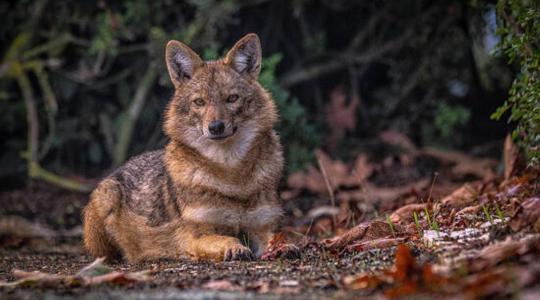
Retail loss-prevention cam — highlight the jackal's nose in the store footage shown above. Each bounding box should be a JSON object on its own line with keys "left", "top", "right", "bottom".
{"left": 208, "top": 120, "right": 225, "bottom": 135}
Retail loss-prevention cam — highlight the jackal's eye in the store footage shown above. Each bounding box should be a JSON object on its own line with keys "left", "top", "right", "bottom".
{"left": 226, "top": 94, "right": 239, "bottom": 103}
{"left": 193, "top": 98, "right": 205, "bottom": 107}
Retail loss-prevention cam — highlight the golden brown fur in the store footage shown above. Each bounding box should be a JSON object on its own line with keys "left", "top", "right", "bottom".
{"left": 83, "top": 34, "right": 283, "bottom": 262}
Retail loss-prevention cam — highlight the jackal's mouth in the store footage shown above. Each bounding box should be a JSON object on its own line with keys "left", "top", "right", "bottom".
{"left": 208, "top": 126, "right": 238, "bottom": 141}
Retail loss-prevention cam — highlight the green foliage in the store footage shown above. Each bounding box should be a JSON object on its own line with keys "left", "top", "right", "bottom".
{"left": 259, "top": 54, "right": 320, "bottom": 173}
{"left": 493, "top": 0, "right": 540, "bottom": 165}
{"left": 0, "top": 1, "right": 515, "bottom": 187}
{"left": 421, "top": 103, "right": 471, "bottom": 147}
{"left": 385, "top": 213, "right": 396, "bottom": 238}
{"left": 434, "top": 103, "right": 471, "bottom": 140}
{"left": 494, "top": 202, "right": 506, "bottom": 223}
{"left": 482, "top": 205, "right": 494, "bottom": 225}
{"left": 413, "top": 211, "right": 422, "bottom": 236}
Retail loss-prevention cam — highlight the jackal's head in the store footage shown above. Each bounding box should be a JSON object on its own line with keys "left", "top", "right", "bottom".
{"left": 164, "top": 34, "right": 277, "bottom": 156}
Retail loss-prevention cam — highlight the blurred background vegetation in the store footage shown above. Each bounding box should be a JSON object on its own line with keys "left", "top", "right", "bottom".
{"left": 0, "top": 0, "right": 536, "bottom": 191}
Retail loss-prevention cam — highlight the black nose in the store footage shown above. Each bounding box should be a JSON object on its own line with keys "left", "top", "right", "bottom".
{"left": 208, "top": 120, "right": 225, "bottom": 135}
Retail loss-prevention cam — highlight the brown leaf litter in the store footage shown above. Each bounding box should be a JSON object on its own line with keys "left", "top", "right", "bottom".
{"left": 0, "top": 257, "right": 150, "bottom": 289}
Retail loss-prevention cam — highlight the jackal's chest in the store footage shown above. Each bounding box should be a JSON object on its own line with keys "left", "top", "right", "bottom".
{"left": 181, "top": 204, "right": 282, "bottom": 230}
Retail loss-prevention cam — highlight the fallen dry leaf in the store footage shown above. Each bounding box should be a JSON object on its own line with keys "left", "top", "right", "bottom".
{"left": 462, "top": 268, "right": 511, "bottom": 298}
{"left": 2, "top": 270, "right": 65, "bottom": 288}
{"left": 324, "top": 221, "right": 401, "bottom": 250}
{"left": 261, "top": 233, "right": 301, "bottom": 260}
{"left": 509, "top": 197, "right": 540, "bottom": 232}
{"left": 389, "top": 203, "right": 427, "bottom": 224}
{"left": 75, "top": 257, "right": 111, "bottom": 277}
{"left": 0, "top": 258, "right": 150, "bottom": 289}
{"left": 469, "top": 236, "right": 540, "bottom": 272}
{"left": 202, "top": 279, "right": 243, "bottom": 291}
{"left": 352, "top": 153, "right": 375, "bottom": 184}
{"left": 344, "top": 244, "right": 451, "bottom": 297}
{"left": 315, "top": 149, "right": 351, "bottom": 190}
{"left": 421, "top": 148, "right": 497, "bottom": 180}
{"left": 338, "top": 179, "right": 430, "bottom": 204}
{"left": 379, "top": 130, "right": 418, "bottom": 154}
{"left": 82, "top": 271, "right": 150, "bottom": 286}
{"left": 503, "top": 134, "right": 524, "bottom": 181}
{"left": 343, "top": 273, "right": 385, "bottom": 290}
{"left": 287, "top": 150, "right": 374, "bottom": 195}
{"left": 346, "top": 237, "right": 407, "bottom": 252}
{"left": 436, "top": 183, "right": 479, "bottom": 211}
{"left": 0, "top": 216, "right": 58, "bottom": 247}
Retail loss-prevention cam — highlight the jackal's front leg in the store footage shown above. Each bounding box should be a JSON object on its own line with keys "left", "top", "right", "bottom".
{"left": 186, "top": 234, "right": 254, "bottom": 261}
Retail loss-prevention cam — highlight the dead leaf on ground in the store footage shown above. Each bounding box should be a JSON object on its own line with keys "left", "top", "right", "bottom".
{"left": 344, "top": 244, "right": 450, "bottom": 297}
{"left": 324, "top": 221, "right": 402, "bottom": 250}
{"left": 462, "top": 263, "right": 540, "bottom": 298}
{"left": 389, "top": 203, "right": 427, "bottom": 224}
{"left": 287, "top": 150, "right": 374, "bottom": 195}
{"left": 455, "top": 204, "right": 483, "bottom": 218}
{"left": 75, "top": 257, "right": 111, "bottom": 277}
{"left": 261, "top": 233, "right": 301, "bottom": 260}
{"left": 315, "top": 149, "right": 351, "bottom": 190}
{"left": 421, "top": 148, "right": 497, "bottom": 180}
{"left": 435, "top": 183, "right": 479, "bottom": 211}
{"left": 469, "top": 236, "right": 540, "bottom": 272}
{"left": 3, "top": 270, "right": 65, "bottom": 288}
{"left": 379, "top": 130, "right": 418, "bottom": 154}
{"left": 509, "top": 197, "right": 540, "bottom": 232}
{"left": 0, "top": 216, "right": 58, "bottom": 247}
{"left": 352, "top": 153, "right": 375, "bottom": 183}
{"left": 203, "top": 279, "right": 243, "bottom": 291}
{"left": 346, "top": 237, "right": 408, "bottom": 252}
{"left": 504, "top": 134, "right": 521, "bottom": 180}
{"left": 0, "top": 258, "right": 150, "bottom": 289}
{"left": 338, "top": 179, "right": 430, "bottom": 204}
{"left": 81, "top": 271, "right": 151, "bottom": 286}
{"left": 343, "top": 274, "right": 385, "bottom": 290}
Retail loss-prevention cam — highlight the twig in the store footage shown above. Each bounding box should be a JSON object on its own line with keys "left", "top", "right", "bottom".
{"left": 13, "top": 62, "right": 39, "bottom": 166}
{"left": 13, "top": 62, "right": 92, "bottom": 192}
{"left": 303, "top": 218, "right": 315, "bottom": 244}
{"left": 317, "top": 156, "right": 336, "bottom": 207}
{"left": 113, "top": 64, "right": 158, "bottom": 166}
{"left": 29, "top": 162, "right": 93, "bottom": 192}
{"left": 280, "top": 28, "right": 414, "bottom": 87}
{"left": 316, "top": 154, "right": 337, "bottom": 228}
{"left": 31, "top": 63, "right": 57, "bottom": 159}
{"left": 427, "top": 172, "right": 439, "bottom": 208}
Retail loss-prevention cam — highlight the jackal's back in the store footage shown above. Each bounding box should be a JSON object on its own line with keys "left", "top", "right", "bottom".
{"left": 109, "top": 150, "right": 181, "bottom": 227}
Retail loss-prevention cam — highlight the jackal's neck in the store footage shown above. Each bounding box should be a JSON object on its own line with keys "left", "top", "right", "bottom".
{"left": 164, "top": 130, "right": 283, "bottom": 198}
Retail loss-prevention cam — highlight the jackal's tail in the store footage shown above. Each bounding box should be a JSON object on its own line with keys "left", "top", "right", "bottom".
{"left": 83, "top": 179, "right": 120, "bottom": 260}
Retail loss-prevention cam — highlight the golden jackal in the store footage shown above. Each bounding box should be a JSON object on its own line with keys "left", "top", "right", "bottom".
{"left": 83, "top": 34, "right": 283, "bottom": 262}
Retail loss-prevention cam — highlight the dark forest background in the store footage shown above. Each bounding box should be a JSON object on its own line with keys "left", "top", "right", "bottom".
{"left": 0, "top": 0, "right": 526, "bottom": 191}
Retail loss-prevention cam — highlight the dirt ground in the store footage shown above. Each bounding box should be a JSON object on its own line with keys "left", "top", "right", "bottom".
{"left": 0, "top": 183, "right": 398, "bottom": 299}
{"left": 1, "top": 140, "right": 540, "bottom": 299}
{"left": 0, "top": 240, "right": 400, "bottom": 299}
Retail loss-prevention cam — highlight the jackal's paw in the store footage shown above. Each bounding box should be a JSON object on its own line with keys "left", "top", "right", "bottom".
{"left": 224, "top": 244, "right": 254, "bottom": 261}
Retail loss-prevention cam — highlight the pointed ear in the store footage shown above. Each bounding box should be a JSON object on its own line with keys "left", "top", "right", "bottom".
{"left": 224, "top": 33, "right": 262, "bottom": 79}
{"left": 165, "top": 40, "right": 204, "bottom": 88}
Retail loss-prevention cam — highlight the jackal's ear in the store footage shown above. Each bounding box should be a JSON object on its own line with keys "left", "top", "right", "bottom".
{"left": 224, "top": 33, "right": 262, "bottom": 79}
{"left": 166, "top": 40, "right": 204, "bottom": 88}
